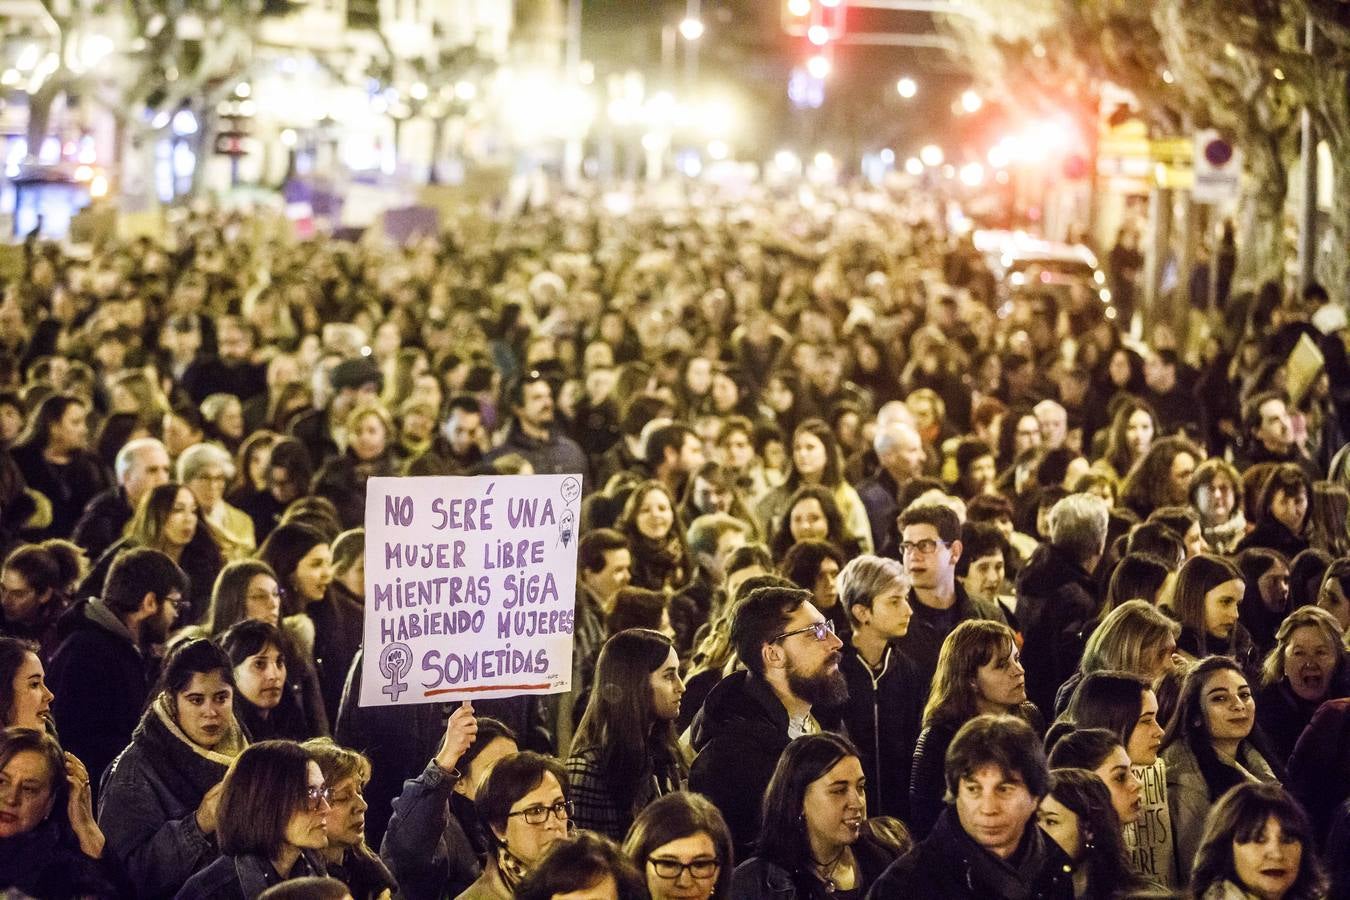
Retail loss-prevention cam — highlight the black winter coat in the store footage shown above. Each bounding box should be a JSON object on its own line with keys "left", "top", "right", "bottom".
{"left": 1015, "top": 543, "right": 1099, "bottom": 716}
{"left": 816, "top": 643, "right": 923, "bottom": 822}
{"left": 866, "top": 805, "right": 1073, "bottom": 900}
{"left": 72, "top": 485, "right": 134, "bottom": 562}
{"left": 48, "top": 597, "right": 155, "bottom": 795}
{"left": 0, "top": 818, "right": 119, "bottom": 898}
{"left": 687, "top": 671, "right": 795, "bottom": 859}
{"left": 894, "top": 583, "right": 1006, "bottom": 697}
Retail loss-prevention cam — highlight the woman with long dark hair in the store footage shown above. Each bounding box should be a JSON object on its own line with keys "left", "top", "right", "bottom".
{"left": 1170, "top": 554, "right": 1257, "bottom": 671}
{"left": 732, "top": 733, "right": 906, "bottom": 899}
{"left": 1093, "top": 398, "right": 1159, "bottom": 484}
{"left": 768, "top": 487, "right": 861, "bottom": 562}
{"left": 79, "top": 482, "right": 225, "bottom": 624}
{"left": 1189, "top": 782, "right": 1325, "bottom": 900}
{"left": 1046, "top": 729, "right": 1144, "bottom": 829}
{"left": 909, "top": 620, "right": 1042, "bottom": 837}
{"left": 0, "top": 539, "right": 85, "bottom": 659}
{"left": 1037, "top": 768, "right": 1146, "bottom": 899}
{"left": 616, "top": 481, "right": 692, "bottom": 594}
{"left": 221, "top": 620, "right": 326, "bottom": 742}
{"left": 8, "top": 393, "right": 109, "bottom": 541}
{"left": 565, "top": 629, "right": 686, "bottom": 840}
{"left": 99, "top": 639, "right": 248, "bottom": 898}
{"left": 1160, "top": 656, "right": 1280, "bottom": 882}
{"left": 176, "top": 740, "right": 331, "bottom": 897}
{"left": 1237, "top": 464, "right": 1311, "bottom": 560}
{"left": 623, "top": 792, "right": 734, "bottom": 900}
{"left": 257, "top": 522, "right": 357, "bottom": 724}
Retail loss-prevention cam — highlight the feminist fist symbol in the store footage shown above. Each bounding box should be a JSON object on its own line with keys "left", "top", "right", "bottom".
{"left": 380, "top": 642, "right": 413, "bottom": 701}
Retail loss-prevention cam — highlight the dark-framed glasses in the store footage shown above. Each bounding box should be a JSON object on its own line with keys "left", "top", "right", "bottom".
{"left": 508, "top": 799, "right": 573, "bottom": 825}
{"left": 899, "top": 538, "right": 950, "bottom": 557}
{"left": 649, "top": 858, "right": 720, "bottom": 880}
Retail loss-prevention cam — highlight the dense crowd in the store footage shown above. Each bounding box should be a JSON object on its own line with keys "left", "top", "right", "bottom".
{"left": 0, "top": 181, "right": 1347, "bottom": 900}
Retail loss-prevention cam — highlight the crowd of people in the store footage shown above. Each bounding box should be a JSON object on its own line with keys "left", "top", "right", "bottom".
{"left": 0, "top": 181, "right": 1347, "bottom": 900}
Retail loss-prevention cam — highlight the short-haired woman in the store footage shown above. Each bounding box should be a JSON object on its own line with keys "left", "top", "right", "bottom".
{"left": 623, "top": 791, "right": 733, "bottom": 900}
{"left": 1160, "top": 656, "right": 1280, "bottom": 883}
{"left": 179, "top": 441, "right": 257, "bottom": 559}
{"left": 0, "top": 727, "right": 117, "bottom": 897}
{"left": 1189, "top": 457, "right": 1246, "bottom": 555}
{"left": 515, "top": 832, "right": 648, "bottom": 900}
{"left": 460, "top": 751, "right": 572, "bottom": 899}
{"left": 100, "top": 639, "right": 248, "bottom": 898}
{"left": 1255, "top": 606, "right": 1348, "bottom": 766}
{"left": 1038, "top": 768, "right": 1146, "bottom": 900}
{"left": 177, "top": 740, "right": 332, "bottom": 897}
{"left": 1189, "top": 782, "right": 1325, "bottom": 900}
{"left": 381, "top": 707, "right": 520, "bottom": 900}
{"left": 221, "top": 620, "right": 325, "bottom": 742}
{"left": 732, "top": 733, "right": 907, "bottom": 899}
{"left": 1236, "top": 464, "right": 1311, "bottom": 560}
{"left": 565, "top": 629, "right": 686, "bottom": 840}
{"left": 0, "top": 539, "right": 85, "bottom": 660}
{"left": 909, "top": 620, "right": 1042, "bottom": 837}
{"left": 302, "top": 738, "right": 396, "bottom": 900}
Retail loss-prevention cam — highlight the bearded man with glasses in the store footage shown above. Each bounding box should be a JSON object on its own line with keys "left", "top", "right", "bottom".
{"left": 688, "top": 585, "right": 848, "bottom": 859}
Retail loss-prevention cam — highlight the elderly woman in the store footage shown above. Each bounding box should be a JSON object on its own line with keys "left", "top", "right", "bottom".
{"left": 1255, "top": 606, "right": 1348, "bottom": 766}
{"left": 179, "top": 442, "right": 257, "bottom": 558}
{"left": 200, "top": 393, "right": 246, "bottom": 454}
{"left": 1189, "top": 457, "right": 1248, "bottom": 555}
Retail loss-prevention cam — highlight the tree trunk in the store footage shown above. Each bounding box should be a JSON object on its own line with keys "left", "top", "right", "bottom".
{"left": 1321, "top": 138, "right": 1350, "bottom": 301}
{"left": 1235, "top": 133, "right": 1288, "bottom": 290}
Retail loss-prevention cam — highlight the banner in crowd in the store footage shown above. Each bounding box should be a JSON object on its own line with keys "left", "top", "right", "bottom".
{"left": 359, "top": 474, "right": 582, "bottom": 706}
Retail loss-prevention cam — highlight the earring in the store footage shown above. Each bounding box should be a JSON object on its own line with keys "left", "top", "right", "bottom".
{"left": 1083, "top": 831, "right": 1095, "bottom": 852}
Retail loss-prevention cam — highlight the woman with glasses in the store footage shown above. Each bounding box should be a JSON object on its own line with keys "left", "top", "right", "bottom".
{"left": 458, "top": 751, "right": 572, "bottom": 900}
{"left": 179, "top": 442, "right": 257, "bottom": 559}
{"left": 78, "top": 482, "right": 225, "bottom": 625}
{"left": 732, "top": 733, "right": 907, "bottom": 899}
{"left": 566, "top": 629, "right": 687, "bottom": 840}
{"left": 99, "top": 639, "right": 248, "bottom": 898}
{"left": 623, "top": 792, "right": 733, "bottom": 900}
{"left": 909, "top": 620, "right": 1042, "bottom": 837}
{"left": 302, "top": 738, "right": 396, "bottom": 900}
{"left": 176, "top": 740, "right": 332, "bottom": 898}
{"left": 381, "top": 706, "right": 520, "bottom": 900}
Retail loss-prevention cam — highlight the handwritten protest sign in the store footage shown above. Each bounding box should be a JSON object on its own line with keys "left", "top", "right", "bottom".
{"left": 360, "top": 474, "right": 582, "bottom": 707}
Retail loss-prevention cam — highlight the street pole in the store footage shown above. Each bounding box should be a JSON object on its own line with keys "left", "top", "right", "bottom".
{"left": 1297, "top": 15, "right": 1319, "bottom": 293}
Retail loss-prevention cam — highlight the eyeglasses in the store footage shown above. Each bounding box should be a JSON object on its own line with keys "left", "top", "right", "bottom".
{"left": 164, "top": 592, "right": 191, "bottom": 616}
{"left": 649, "top": 859, "right": 720, "bottom": 880}
{"left": 508, "top": 799, "right": 573, "bottom": 825}
{"left": 191, "top": 473, "right": 229, "bottom": 485}
{"left": 899, "top": 539, "right": 950, "bottom": 557}
{"left": 305, "top": 785, "right": 332, "bottom": 812}
{"left": 772, "top": 619, "right": 835, "bottom": 644}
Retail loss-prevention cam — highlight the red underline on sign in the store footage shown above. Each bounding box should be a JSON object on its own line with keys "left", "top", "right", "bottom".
{"left": 426, "top": 683, "right": 553, "bottom": 696}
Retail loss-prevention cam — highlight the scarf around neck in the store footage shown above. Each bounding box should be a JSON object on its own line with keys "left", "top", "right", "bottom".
{"left": 129, "top": 692, "right": 247, "bottom": 803}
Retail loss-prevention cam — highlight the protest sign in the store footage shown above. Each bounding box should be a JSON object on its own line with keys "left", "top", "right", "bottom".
{"left": 360, "top": 474, "right": 583, "bottom": 707}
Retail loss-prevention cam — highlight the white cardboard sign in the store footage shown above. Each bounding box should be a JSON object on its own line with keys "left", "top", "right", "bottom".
{"left": 359, "top": 474, "right": 581, "bottom": 706}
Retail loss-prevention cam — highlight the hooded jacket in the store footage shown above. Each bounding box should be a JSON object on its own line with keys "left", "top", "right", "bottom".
{"left": 865, "top": 805, "right": 1074, "bottom": 900}
{"left": 48, "top": 596, "right": 156, "bottom": 797}
{"left": 100, "top": 694, "right": 247, "bottom": 900}
{"left": 687, "top": 670, "right": 795, "bottom": 859}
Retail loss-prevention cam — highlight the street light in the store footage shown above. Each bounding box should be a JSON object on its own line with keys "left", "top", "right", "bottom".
{"left": 896, "top": 77, "right": 917, "bottom": 99}
{"left": 679, "top": 17, "right": 705, "bottom": 40}
{"left": 806, "top": 53, "right": 831, "bottom": 79}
